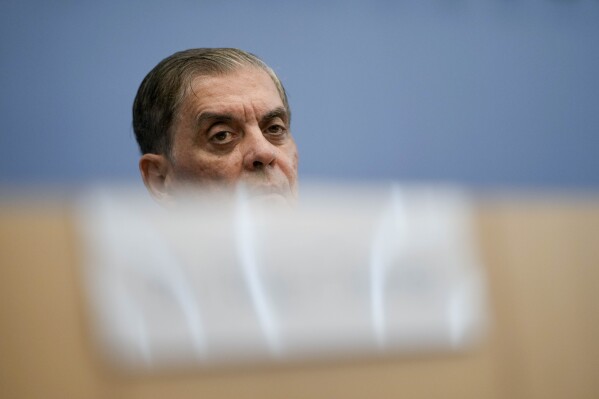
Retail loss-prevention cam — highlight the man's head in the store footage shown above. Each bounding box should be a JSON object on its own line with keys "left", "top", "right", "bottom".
{"left": 133, "top": 48, "right": 298, "bottom": 204}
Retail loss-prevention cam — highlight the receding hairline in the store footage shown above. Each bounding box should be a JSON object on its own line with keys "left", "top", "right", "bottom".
{"left": 180, "top": 65, "right": 287, "bottom": 113}
{"left": 132, "top": 48, "right": 290, "bottom": 157}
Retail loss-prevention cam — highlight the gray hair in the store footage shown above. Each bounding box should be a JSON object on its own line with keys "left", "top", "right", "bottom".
{"left": 132, "top": 48, "right": 290, "bottom": 156}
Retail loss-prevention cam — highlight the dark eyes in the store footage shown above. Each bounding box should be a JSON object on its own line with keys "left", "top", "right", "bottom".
{"left": 207, "top": 123, "right": 287, "bottom": 146}
{"left": 265, "top": 124, "right": 287, "bottom": 136}
{"left": 209, "top": 130, "right": 235, "bottom": 144}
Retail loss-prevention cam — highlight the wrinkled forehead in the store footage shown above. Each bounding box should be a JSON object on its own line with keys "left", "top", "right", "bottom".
{"left": 186, "top": 65, "right": 279, "bottom": 98}
{"left": 179, "top": 67, "right": 284, "bottom": 115}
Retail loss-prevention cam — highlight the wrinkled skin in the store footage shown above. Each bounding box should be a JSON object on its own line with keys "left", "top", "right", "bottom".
{"left": 140, "top": 67, "right": 298, "bottom": 205}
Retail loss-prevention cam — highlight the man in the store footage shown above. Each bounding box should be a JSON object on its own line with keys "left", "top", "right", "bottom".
{"left": 132, "top": 48, "right": 299, "bottom": 204}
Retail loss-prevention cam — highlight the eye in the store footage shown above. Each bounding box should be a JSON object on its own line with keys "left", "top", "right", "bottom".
{"left": 209, "top": 130, "right": 235, "bottom": 144}
{"left": 265, "top": 124, "right": 287, "bottom": 136}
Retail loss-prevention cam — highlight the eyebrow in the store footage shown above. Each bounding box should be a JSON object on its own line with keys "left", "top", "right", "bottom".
{"left": 260, "top": 107, "right": 289, "bottom": 125}
{"left": 195, "top": 106, "right": 289, "bottom": 130}
{"left": 195, "top": 112, "right": 234, "bottom": 129}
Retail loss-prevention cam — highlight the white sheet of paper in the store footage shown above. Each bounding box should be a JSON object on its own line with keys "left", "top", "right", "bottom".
{"left": 76, "top": 183, "right": 487, "bottom": 370}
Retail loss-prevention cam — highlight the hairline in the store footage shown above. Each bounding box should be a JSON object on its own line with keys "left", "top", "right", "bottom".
{"left": 132, "top": 48, "right": 291, "bottom": 159}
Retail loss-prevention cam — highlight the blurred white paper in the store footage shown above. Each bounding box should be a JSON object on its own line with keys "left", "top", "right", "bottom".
{"left": 76, "top": 182, "right": 487, "bottom": 370}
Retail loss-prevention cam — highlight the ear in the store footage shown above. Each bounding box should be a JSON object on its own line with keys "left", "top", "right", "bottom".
{"left": 139, "top": 153, "right": 174, "bottom": 204}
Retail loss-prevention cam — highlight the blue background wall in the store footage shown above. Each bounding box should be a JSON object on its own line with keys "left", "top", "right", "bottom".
{"left": 1, "top": 1, "right": 598, "bottom": 189}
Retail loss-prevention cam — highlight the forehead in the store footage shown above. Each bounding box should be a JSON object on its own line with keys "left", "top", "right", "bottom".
{"left": 182, "top": 67, "right": 283, "bottom": 115}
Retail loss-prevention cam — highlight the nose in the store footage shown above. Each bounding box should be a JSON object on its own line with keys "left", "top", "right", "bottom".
{"left": 242, "top": 127, "right": 277, "bottom": 171}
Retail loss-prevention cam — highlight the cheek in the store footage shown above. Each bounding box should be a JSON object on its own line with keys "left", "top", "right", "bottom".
{"left": 175, "top": 152, "right": 244, "bottom": 183}
{"left": 282, "top": 143, "right": 299, "bottom": 178}
{"left": 292, "top": 150, "right": 299, "bottom": 173}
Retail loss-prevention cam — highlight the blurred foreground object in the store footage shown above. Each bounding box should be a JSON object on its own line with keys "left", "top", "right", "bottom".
{"left": 1, "top": 183, "right": 598, "bottom": 399}
{"left": 76, "top": 184, "right": 486, "bottom": 369}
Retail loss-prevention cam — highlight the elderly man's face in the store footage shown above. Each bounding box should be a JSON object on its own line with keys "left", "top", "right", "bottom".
{"left": 141, "top": 67, "right": 298, "bottom": 204}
